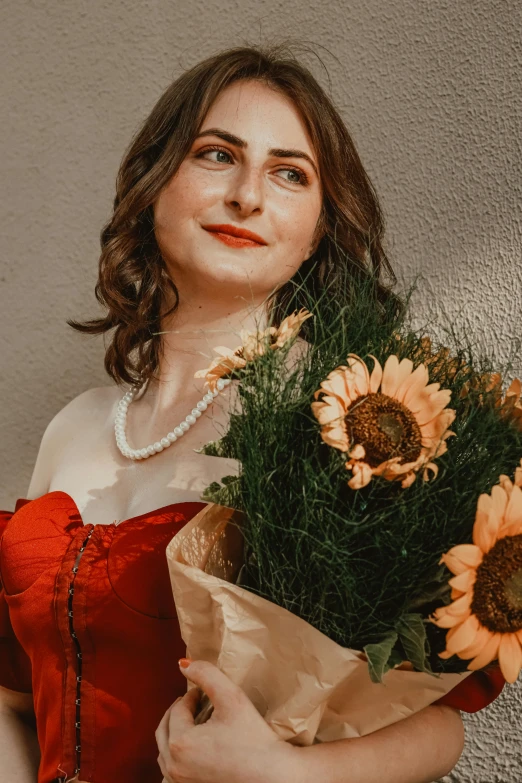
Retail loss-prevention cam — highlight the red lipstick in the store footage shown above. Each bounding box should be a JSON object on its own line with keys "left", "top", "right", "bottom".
{"left": 202, "top": 223, "right": 267, "bottom": 248}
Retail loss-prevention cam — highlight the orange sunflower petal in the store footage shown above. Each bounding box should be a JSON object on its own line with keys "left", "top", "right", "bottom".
{"left": 401, "top": 375, "right": 440, "bottom": 410}
{"left": 380, "top": 356, "right": 414, "bottom": 398}
{"left": 368, "top": 354, "right": 383, "bottom": 394}
{"left": 420, "top": 412, "right": 456, "bottom": 459}
{"left": 444, "top": 544, "right": 484, "bottom": 569}
{"left": 467, "top": 632, "right": 501, "bottom": 671}
{"left": 472, "top": 493, "right": 498, "bottom": 553}
{"left": 319, "top": 425, "right": 350, "bottom": 452}
{"left": 311, "top": 395, "right": 346, "bottom": 427}
{"left": 502, "top": 484, "right": 522, "bottom": 530}
{"left": 400, "top": 472, "right": 417, "bottom": 489}
{"left": 446, "top": 614, "right": 481, "bottom": 654}
{"left": 378, "top": 457, "right": 418, "bottom": 475}
{"left": 497, "top": 633, "right": 522, "bottom": 683}
{"left": 274, "top": 309, "right": 313, "bottom": 347}
{"left": 315, "top": 367, "right": 355, "bottom": 406}
{"left": 347, "top": 461, "right": 373, "bottom": 489}
{"left": 438, "top": 552, "right": 469, "bottom": 576}
{"left": 430, "top": 607, "right": 469, "bottom": 628}
{"left": 515, "top": 459, "right": 522, "bottom": 488}
{"left": 489, "top": 483, "right": 509, "bottom": 528}
{"left": 422, "top": 462, "right": 439, "bottom": 481}
{"left": 212, "top": 345, "right": 243, "bottom": 359}
{"left": 406, "top": 388, "right": 452, "bottom": 427}
{"left": 348, "top": 444, "right": 366, "bottom": 459}
{"left": 420, "top": 408, "right": 456, "bottom": 443}
{"left": 457, "top": 624, "right": 492, "bottom": 660}
{"left": 451, "top": 586, "right": 466, "bottom": 600}
{"left": 446, "top": 591, "right": 473, "bottom": 617}
{"left": 448, "top": 570, "right": 476, "bottom": 592}
{"left": 345, "top": 354, "right": 371, "bottom": 399}
{"left": 394, "top": 362, "right": 430, "bottom": 405}
{"left": 440, "top": 545, "right": 483, "bottom": 576}
{"left": 445, "top": 623, "right": 464, "bottom": 644}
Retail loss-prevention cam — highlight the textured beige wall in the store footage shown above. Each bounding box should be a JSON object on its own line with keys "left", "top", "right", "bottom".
{"left": 1, "top": 1, "right": 520, "bottom": 780}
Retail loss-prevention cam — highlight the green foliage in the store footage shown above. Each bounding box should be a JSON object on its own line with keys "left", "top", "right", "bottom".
{"left": 395, "top": 614, "right": 434, "bottom": 676}
{"left": 197, "top": 252, "right": 522, "bottom": 676}
{"left": 200, "top": 475, "right": 242, "bottom": 507}
{"left": 364, "top": 630, "right": 400, "bottom": 683}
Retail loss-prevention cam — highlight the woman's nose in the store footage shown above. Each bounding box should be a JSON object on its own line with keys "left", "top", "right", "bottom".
{"left": 225, "top": 164, "right": 264, "bottom": 215}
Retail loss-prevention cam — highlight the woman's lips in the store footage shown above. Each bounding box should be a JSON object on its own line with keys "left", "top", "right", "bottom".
{"left": 206, "top": 231, "right": 265, "bottom": 248}
{"left": 202, "top": 224, "right": 267, "bottom": 248}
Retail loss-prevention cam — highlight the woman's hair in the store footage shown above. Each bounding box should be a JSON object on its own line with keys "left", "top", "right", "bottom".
{"left": 68, "top": 42, "right": 404, "bottom": 388}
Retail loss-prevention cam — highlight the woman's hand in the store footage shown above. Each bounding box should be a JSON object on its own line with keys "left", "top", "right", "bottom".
{"left": 155, "top": 658, "right": 301, "bottom": 783}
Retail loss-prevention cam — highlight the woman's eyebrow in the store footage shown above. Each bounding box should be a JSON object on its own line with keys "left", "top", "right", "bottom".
{"left": 194, "top": 127, "right": 318, "bottom": 177}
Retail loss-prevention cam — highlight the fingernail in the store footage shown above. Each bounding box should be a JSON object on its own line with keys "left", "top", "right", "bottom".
{"left": 178, "top": 658, "right": 192, "bottom": 669}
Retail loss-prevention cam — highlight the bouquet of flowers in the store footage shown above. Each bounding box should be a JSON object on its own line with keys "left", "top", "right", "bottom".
{"left": 166, "top": 263, "right": 522, "bottom": 743}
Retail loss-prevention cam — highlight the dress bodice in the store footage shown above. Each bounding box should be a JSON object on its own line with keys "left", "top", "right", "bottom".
{"left": 0, "top": 491, "right": 208, "bottom": 783}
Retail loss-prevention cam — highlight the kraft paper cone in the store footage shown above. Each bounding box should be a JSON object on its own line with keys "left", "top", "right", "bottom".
{"left": 165, "top": 502, "right": 472, "bottom": 745}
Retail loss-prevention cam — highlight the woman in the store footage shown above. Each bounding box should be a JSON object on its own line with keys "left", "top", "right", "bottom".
{"left": 0, "top": 44, "right": 503, "bottom": 783}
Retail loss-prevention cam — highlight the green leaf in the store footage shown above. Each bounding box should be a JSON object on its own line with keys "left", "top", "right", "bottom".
{"left": 193, "top": 413, "right": 245, "bottom": 461}
{"left": 406, "top": 564, "right": 452, "bottom": 610}
{"left": 364, "top": 630, "right": 399, "bottom": 683}
{"left": 200, "top": 475, "right": 242, "bottom": 507}
{"left": 387, "top": 649, "right": 404, "bottom": 669}
{"left": 199, "top": 481, "right": 223, "bottom": 502}
{"left": 193, "top": 439, "right": 228, "bottom": 458}
{"left": 396, "top": 613, "right": 435, "bottom": 676}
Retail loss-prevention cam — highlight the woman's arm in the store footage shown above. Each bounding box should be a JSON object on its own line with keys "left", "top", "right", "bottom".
{"left": 290, "top": 703, "right": 464, "bottom": 783}
{"left": 156, "top": 659, "right": 465, "bottom": 783}
{"left": 0, "top": 703, "right": 40, "bottom": 780}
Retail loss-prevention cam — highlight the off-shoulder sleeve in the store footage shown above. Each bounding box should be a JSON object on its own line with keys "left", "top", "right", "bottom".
{"left": 433, "top": 664, "right": 505, "bottom": 712}
{"left": 0, "top": 507, "right": 33, "bottom": 693}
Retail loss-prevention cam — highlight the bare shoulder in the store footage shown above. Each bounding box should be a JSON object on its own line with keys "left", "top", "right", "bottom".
{"left": 26, "top": 386, "right": 118, "bottom": 499}
{"left": 41, "top": 385, "right": 118, "bottom": 439}
{"left": 51, "top": 385, "right": 119, "bottom": 425}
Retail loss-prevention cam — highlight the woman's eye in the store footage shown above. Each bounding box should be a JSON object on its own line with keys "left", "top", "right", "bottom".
{"left": 197, "top": 146, "right": 233, "bottom": 164}
{"left": 196, "top": 146, "right": 309, "bottom": 186}
{"left": 277, "top": 168, "right": 309, "bottom": 186}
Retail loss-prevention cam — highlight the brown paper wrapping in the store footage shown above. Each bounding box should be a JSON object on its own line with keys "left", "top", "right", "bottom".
{"left": 165, "top": 502, "right": 471, "bottom": 745}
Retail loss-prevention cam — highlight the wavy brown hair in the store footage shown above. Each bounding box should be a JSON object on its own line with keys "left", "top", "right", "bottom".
{"left": 68, "top": 42, "right": 403, "bottom": 388}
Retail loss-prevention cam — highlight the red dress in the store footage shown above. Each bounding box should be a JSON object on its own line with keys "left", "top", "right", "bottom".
{"left": 0, "top": 491, "right": 208, "bottom": 783}
{"left": 0, "top": 491, "right": 506, "bottom": 783}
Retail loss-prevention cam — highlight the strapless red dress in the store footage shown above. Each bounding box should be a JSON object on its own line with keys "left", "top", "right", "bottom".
{"left": 0, "top": 491, "right": 506, "bottom": 783}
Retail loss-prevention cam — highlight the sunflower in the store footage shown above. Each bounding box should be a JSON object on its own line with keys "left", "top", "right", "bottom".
{"left": 429, "top": 459, "right": 522, "bottom": 683}
{"left": 193, "top": 308, "right": 313, "bottom": 392}
{"left": 459, "top": 372, "right": 522, "bottom": 431}
{"left": 459, "top": 371, "right": 503, "bottom": 405}
{"left": 498, "top": 378, "right": 522, "bottom": 430}
{"left": 310, "top": 353, "right": 456, "bottom": 490}
{"left": 393, "top": 334, "right": 464, "bottom": 383}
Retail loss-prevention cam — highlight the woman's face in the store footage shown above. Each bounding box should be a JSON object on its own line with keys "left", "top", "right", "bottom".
{"left": 153, "top": 79, "right": 323, "bottom": 310}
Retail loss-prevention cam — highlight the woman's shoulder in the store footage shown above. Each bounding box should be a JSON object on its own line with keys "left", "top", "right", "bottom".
{"left": 40, "top": 385, "right": 119, "bottom": 450}
{"left": 26, "top": 386, "right": 119, "bottom": 499}
{"left": 54, "top": 385, "right": 119, "bottom": 426}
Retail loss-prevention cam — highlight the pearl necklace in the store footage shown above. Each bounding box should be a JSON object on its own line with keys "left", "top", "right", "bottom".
{"left": 115, "top": 377, "right": 231, "bottom": 460}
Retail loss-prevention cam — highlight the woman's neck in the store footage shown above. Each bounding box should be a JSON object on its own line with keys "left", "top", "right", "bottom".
{"left": 138, "top": 296, "right": 269, "bottom": 420}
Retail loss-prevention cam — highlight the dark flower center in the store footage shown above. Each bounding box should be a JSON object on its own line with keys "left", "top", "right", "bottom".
{"left": 344, "top": 392, "right": 423, "bottom": 467}
{"left": 471, "top": 533, "right": 522, "bottom": 633}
